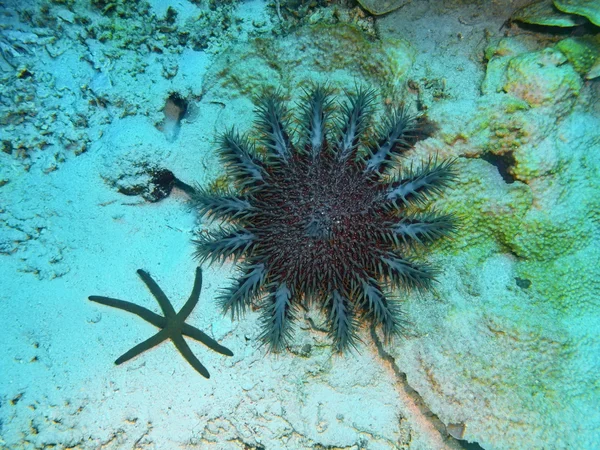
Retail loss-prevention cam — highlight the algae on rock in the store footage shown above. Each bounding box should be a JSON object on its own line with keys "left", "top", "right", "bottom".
{"left": 396, "top": 28, "right": 600, "bottom": 447}
{"left": 503, "top": 48, "right": 582, "bottom": 112}
{"left": 204, "top": 22, "right": 414, "bottom": 101}
{"left": 511, "top": 0, "right": 600, "bottom": 27}
{"left": 555, "top": 35, "right": 600, "bottom": 79}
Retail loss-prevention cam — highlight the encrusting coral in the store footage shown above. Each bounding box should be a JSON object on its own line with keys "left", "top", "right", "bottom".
{"left": 192, "top": 85, "right": 457, "bottom": 353}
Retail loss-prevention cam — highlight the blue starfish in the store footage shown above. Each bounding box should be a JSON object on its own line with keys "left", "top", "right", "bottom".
{"left": 89, "top": 267, "right": 233, "bottom": 378}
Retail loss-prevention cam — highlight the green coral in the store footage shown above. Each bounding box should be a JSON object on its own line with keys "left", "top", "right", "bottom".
{"left": 503, "top": 48, "right": 582, "bottom": 111}
{"left": 482, "top": 35, "right": 552, "bottom": 95}
{"left": 436, "top": 51, "right": 599, "bottom": 319}
{"left": 508, "top": 205, "right": 593, "bottom": 260}
{"left": 444, "top": 159, "right": 533, "bottom": 256}
{"left": 555, "top": 35, "right": 600, "bottom": 79}
{"left": 206, "top": 22, "right": 414, "bottom": 100}
{"left": 510, "top": 0, "right": 585, "bottom": 28}
{"left": 506, "top": 1, "right": 600, "bottom": 81}
{"left": 554, "top": 0, "right": 600, "bottom": 26}
{"left": 518, "top": 243, "right": 600, "bottom": 314}
{"left": 444, "top": 105, "right": 599, "bottom": 326}
{"left": 510, "top": 0, "right": 587, "bottom": 27}
{"left": 511, "top": 0, "right": 600, "bottom": 27}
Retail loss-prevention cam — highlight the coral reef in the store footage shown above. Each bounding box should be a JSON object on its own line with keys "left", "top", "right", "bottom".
{"left": 400, "top": 26, "right": 600, "bottom": 447}
{"left": 511, "top": 0, "right": 600, "bottom": 27}
{"left": 507, "top": 0, "right": 600, "bottom": 80}
{"left": 192, "top": 85, "right": 456, "bottom": 352}
{"left": 554, "top": 0, "right": 600, "bottom": 25}
{"left": 204, "top": 21, "right": 413, "bottom": 102}
{"left": 556, "top": 35, "right": 600, "bottom": 79}
{"left": 0, "top": 0, "right": 241, "bottom": 168}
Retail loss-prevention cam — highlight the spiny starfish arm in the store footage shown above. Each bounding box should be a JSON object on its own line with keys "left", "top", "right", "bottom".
{"left": 336, "top": 86, "right": 376, "bottom": 162}
{"left": 88, "top": 296, "right": 166, "bottom": 329}
{"left": 355, "top": 279, "right": 407, "bottom": 341}
{"left": 255, "top": 92, "right": 292, "bottom": 162}
{"left": 217, "top": 128, "right": 265, "bottom": 187}
{"left": 299, "top": 85, "right": 332, "bottom": 159}
{"left": 385, "top": 211, "right": 457, "bottom": 247}
{"left": 137, "top": 269, "right": 177, "bottom": 319}
{"left": 115, "top": 328, "right": 170, "bottom": 365}
{"left": 259, "top": 282, "right": 295, "bottom": 353}
{"left": 379, "top": 298, "right": 408, "bottom": 342}
{"left": 364, "top": 105, "right": 417, "bottom": 173}
{"left": 356, "top": 278, "right": 391, "bottom": 323}
{"left": 190, "top": 186, "right": 256, "bottom": 223}
{"left": 327, "top": 290, "right": 360, "bottom": 353}
{"left": 378, "top": 254, "right": 437, "bottom": 291}
{"left": 171, "top": 334, "right": 210, "bottom": 378}
{"left": 193, "top": 227, "right": 256, "bottom": 264}
{"left": 177, "top": 267, "right": 203, "bottom": 321}
{"left": 181, "top": 323, "right": 234, "bottom": 356}
{"left": 218, "top": 263, "right": 267, "bottom": 319}
{"left": 384, "top": 158, "right": 457, "bottom": 207}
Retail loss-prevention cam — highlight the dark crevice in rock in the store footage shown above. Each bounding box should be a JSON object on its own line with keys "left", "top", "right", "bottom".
{"left": 480, "top": 151, "right": 516, "bottom": 184}
{"left": 515, "top": 277, "right": 532, "bottom": 289}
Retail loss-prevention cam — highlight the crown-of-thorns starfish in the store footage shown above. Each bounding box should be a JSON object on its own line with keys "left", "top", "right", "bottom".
{"left": 192, "top": 85, "right": 457, "bottom": 353}
{"left": 88, "top": 267, "right": 233, "bottom": 378}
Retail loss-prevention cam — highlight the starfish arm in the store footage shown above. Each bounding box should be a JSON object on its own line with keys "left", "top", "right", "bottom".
{"left": 136, "top": 269, "right": 177, "bottom": 319}
{"left": 115, "top": 329, "right": 170, "bottom": 365}
{"left": 181, "top": 323, "right": 234, "bottom": 356}
{"left": 89, "top": 267, "right": 233, "bottom": 379}
{"left": 88, "top": 296, "right": 167, "bottom": 329}
{"left": 177, "top": 267, "right": 202, "bottom": 321}
{"left": 171, "top": 335, "right": 210, "bottom": 378}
